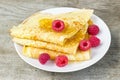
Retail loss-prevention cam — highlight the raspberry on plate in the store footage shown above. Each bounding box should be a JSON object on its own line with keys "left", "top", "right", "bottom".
{"left": 55, "top": 55, "right": 68, "bottom": 67}
{"left": 52, "top": 20, "right": 65, "bottom": 32}
{"left": 38, "top": 53, "right": 50, "bottom": 65}
{"left": 88, "top": 24, "right": 99, "bottom": 35}
{"left": 89, "top": 36, "right": 100, "bottom": 47}
{"left": 79, "top": 40, "right": 91, "bottom": 51}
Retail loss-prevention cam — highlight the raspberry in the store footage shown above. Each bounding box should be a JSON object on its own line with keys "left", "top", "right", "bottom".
{"left": 52, "top": 20, "right": 65, "bottom": 32}
{"left": 38, "top": 53, "right": 50, "bottom": 65}
{"left": 88, "top": 24, "right": 99, "bottom": 35}
{"left": 89, "top": 36, "right": 100, "bottom": 47}
{"left": 79, "top": 40, "right": 91, "bottom": 51}
{"left": 55, "top": 55, "right": 68, "bottom": 67}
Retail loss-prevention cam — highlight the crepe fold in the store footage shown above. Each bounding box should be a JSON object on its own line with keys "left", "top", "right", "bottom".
{"left": 13, "top": 23, "right": 88, "bottom": 54}
{"left": 22, "top": 32, "right": 91, "bottom": 61}
{"left": 23, "top": 46, "right": 91, "bottom": 61}
{"left": 10, "top": 9, "right": 93, "bottom": 45}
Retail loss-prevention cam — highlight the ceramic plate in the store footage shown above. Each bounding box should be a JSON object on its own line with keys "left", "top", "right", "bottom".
{"left": 14, "top": 7, "right": 111, "bottom": 72}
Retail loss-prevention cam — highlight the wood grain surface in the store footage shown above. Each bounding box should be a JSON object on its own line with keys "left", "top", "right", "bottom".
{"left": 0, "top": 0, "right": 120, "bottom": 80}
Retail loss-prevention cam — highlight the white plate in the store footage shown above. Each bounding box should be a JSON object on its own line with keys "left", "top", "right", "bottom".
{"left": 14, "top": 7, "right": 111, "bottom": 72}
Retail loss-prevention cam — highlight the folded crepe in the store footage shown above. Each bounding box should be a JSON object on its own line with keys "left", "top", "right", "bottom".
{"left": 10, "top": 9, "right": 93, "bottom": 45}
{"left": 13, "top": 23, "right": 88, "bottom": 54}
{"left": 22, "top": 32, "right": 91, "bottom": 61}
{"left": 23, "top": 46, "right": 91, "bottom": 61}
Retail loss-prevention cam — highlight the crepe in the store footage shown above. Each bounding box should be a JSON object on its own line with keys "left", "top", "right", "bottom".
{"left": 23, "top": 46, "right": 90, "bottom": 61}
{"left": 13, "top": 23, "right": 88, "bottom": 54}
{"left": 10, "top": 9, "right": 93, "bottom": 45}
{"left": 22, "top": 32, "right": 91, "bottom": 61}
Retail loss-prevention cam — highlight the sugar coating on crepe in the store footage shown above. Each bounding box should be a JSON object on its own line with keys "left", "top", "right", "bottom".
{"left": 23, "top": 46, "right": 90, "bottom": 61}
{"left": 10, "top": 9, "right": 93, "bottom": 45}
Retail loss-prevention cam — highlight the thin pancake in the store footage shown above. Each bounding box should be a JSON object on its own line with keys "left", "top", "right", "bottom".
{"left": 13, "top": 23, "right": 88, "bottom": 54}
{"left": 10, "top": 9, "right": 93, "bottom": 45}
{"left": 23, "top": 46, "right": 90, "bottom": 61}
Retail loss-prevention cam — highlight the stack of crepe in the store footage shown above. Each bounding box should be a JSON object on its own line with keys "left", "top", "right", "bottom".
{"left": 10, "top": 9, "right": 93, "bottom": 61}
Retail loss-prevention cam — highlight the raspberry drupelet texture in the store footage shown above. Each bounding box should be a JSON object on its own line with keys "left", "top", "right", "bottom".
{"left": 52, "top": 20, "right": 65, "bottom": 32}
{"left": 89, "top": 36, "right": 100, "bottom": 47}
{"left": 79, "top": 40, "right": 91, "bottom": 51}
{"left": 88, "top": 24, "right": 99, "bottom": 35}
{"left": 39, "top": 53, "right": 50, "bottom": 65}
{"left": 55, "top": 55, "right": 68, "bottom": 67}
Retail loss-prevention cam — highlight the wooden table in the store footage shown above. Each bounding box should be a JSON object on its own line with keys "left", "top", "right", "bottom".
{"left": 0, "top": 0, "right": 120, "bottom": 80}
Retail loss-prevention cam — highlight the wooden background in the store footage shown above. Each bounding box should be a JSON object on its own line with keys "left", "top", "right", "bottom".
{"left": 0, "top": 0, "right": 120, "bottom": 80}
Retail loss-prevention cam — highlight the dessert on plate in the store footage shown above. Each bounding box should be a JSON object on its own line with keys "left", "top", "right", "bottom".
{"left": 10, "top": 9, "right": 100, "bottom": 67}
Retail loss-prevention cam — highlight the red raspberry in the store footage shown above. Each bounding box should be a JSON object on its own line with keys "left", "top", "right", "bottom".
{"left": 79, "top": 40, "right": 91, "bottom": 51}
{"left": 38, "top": 53, "right": 50, "bottom": 65}
{"left": 88, "top": 24, "right": 99, "bottom": 35}
{"left": 55, "top": 55, "right": 68, "bottom": 67}
{"left": 89, "top": 36, "right": 100, "bottom": 47}
{"left": 52, "top": 20, "right": 65, "bottom": 32}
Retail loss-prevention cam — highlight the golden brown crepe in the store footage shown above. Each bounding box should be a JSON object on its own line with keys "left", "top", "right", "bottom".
{"left": 22, "top": 32, "right": 91, "bottom": 61}
{"left": 12, "top": 23, "right": 88, "bottom": 54}
{"left": 10, "top": 9, "right": 93, "bottom": 45}
{"left": 23, "top": 46, "right": 91, "bottom": 61}
{"left": 10, "top": 9, "right": 94, "bottom": 62}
